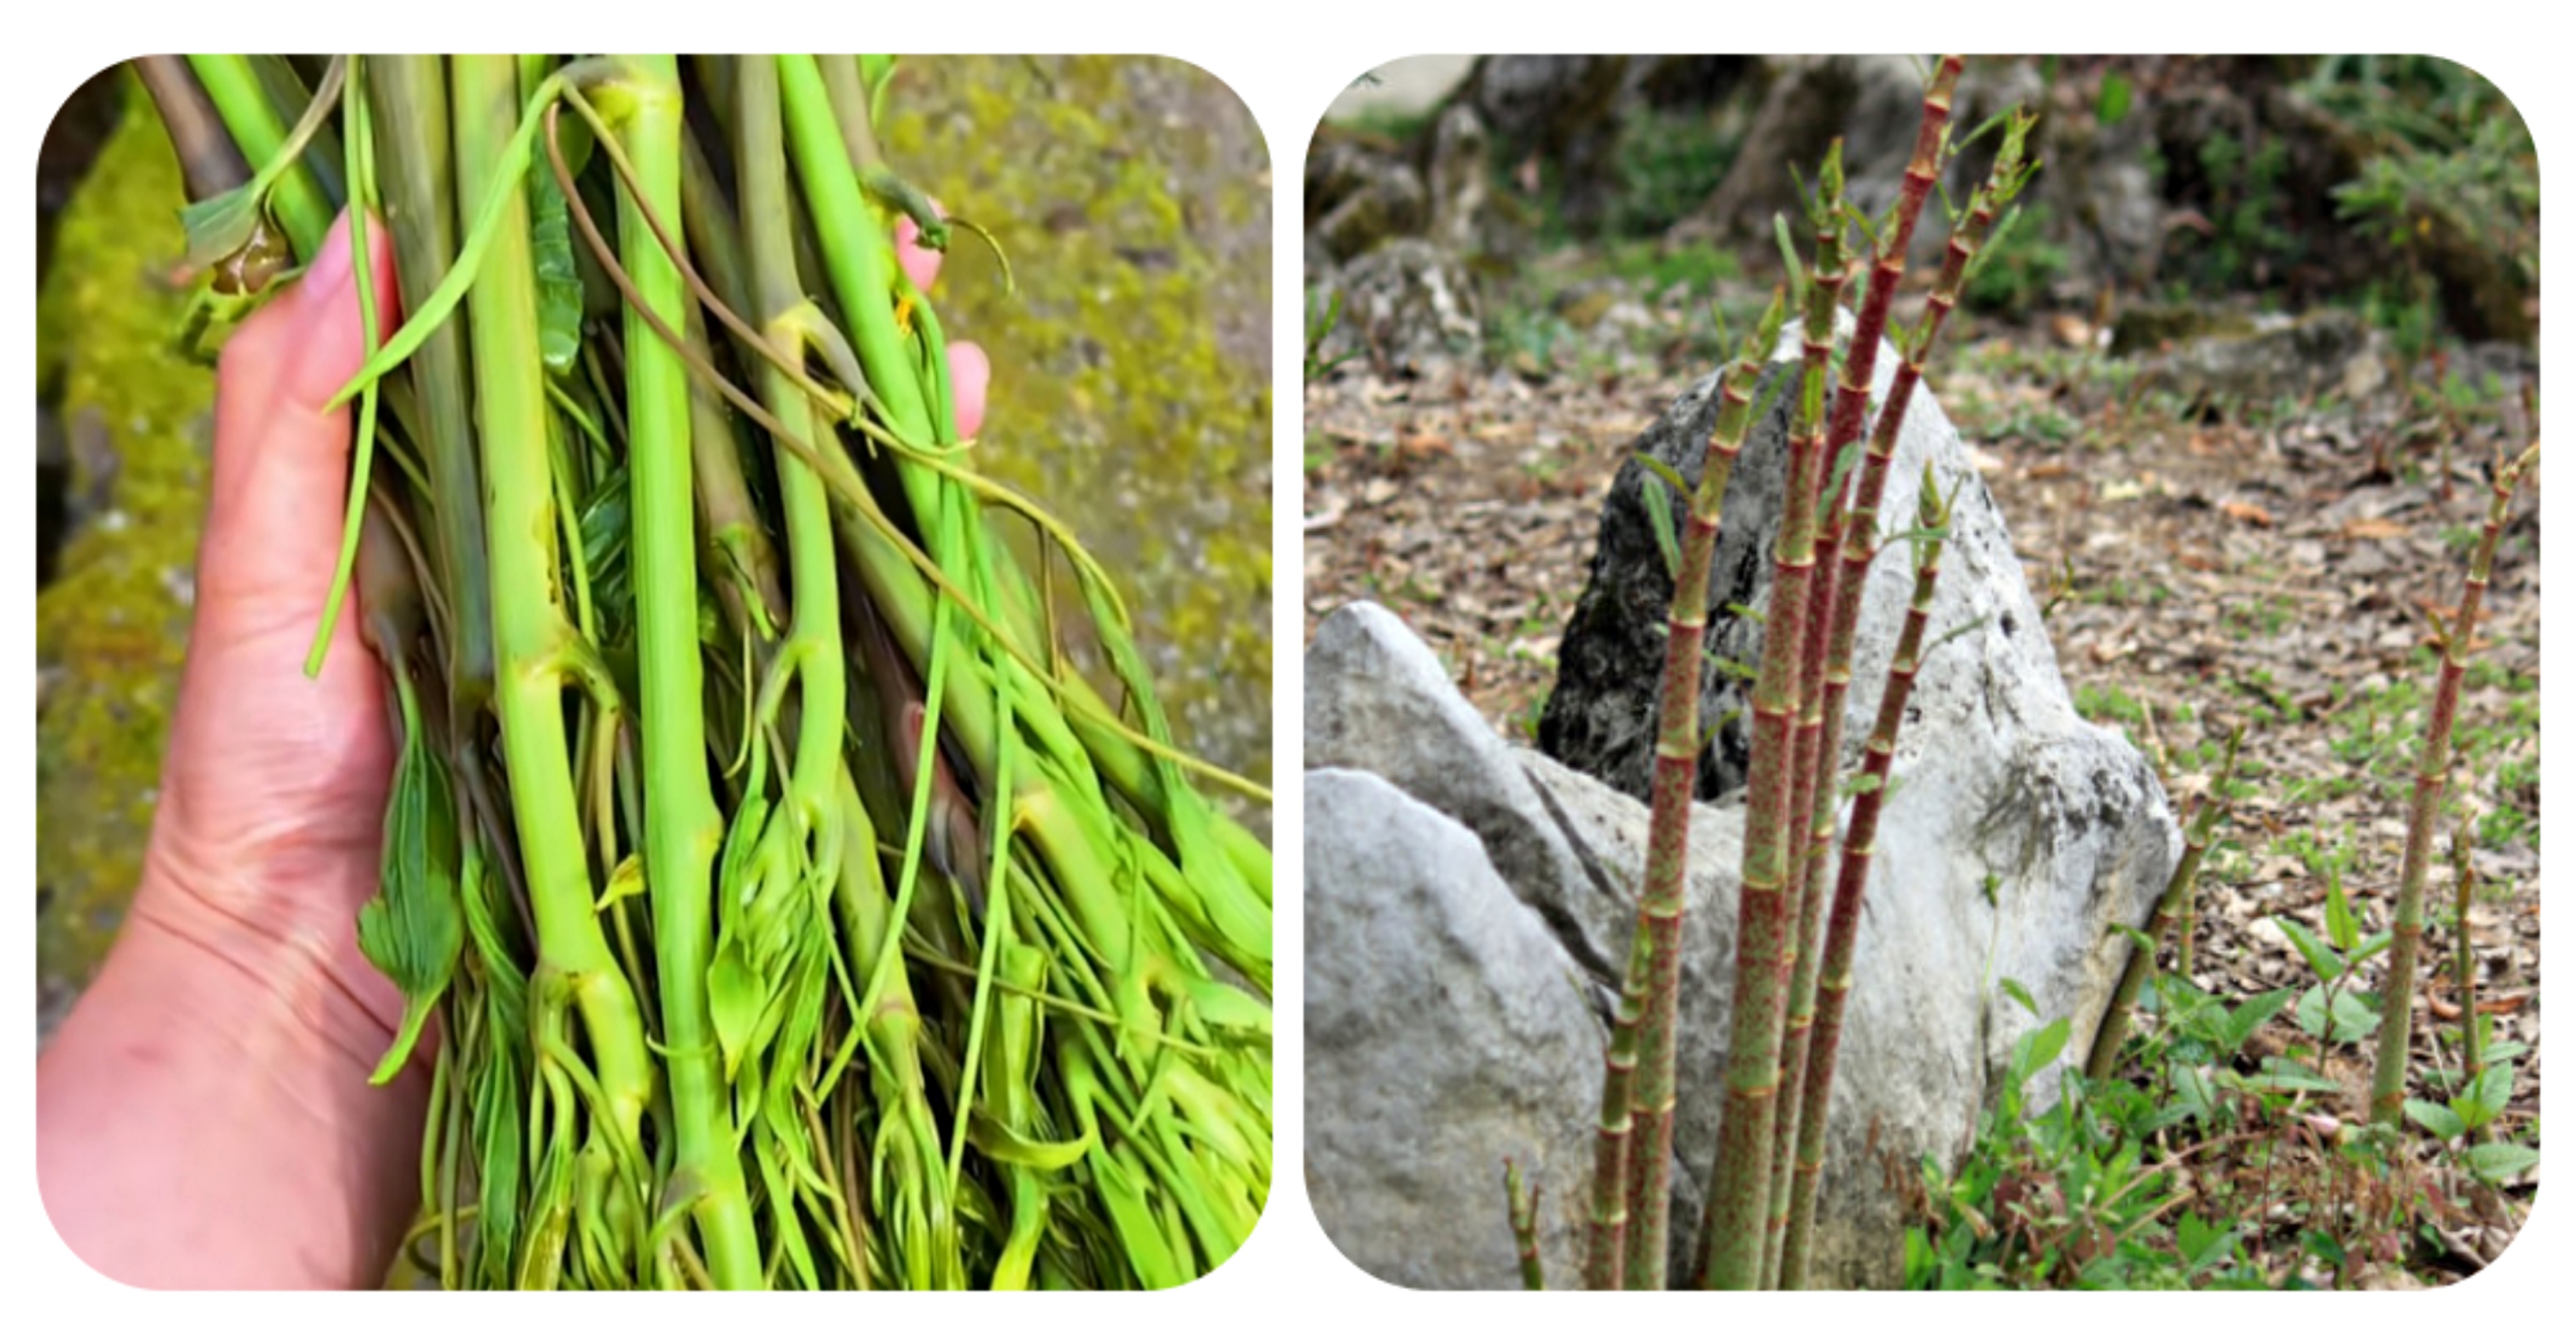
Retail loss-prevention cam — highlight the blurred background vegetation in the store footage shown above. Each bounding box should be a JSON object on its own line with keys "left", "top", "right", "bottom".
{"left": 35, "top": 55, "right": 1272, "bottom": 1037}
{"left": 1306, "top": 55, "right": 2534, "bottom": 381}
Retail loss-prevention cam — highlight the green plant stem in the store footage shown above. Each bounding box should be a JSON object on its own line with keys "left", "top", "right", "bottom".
{"left": 1616, "top": 310, "right": 1772, "bottom": 1290}
{"left": 1773, "top": 115, "right": 2033, "bottom": 1291}
{"left": 1586, "top": 929, "right": 1646, "bottom": 1289}
{"left": 1768, "top": 58, "right": 1961, "bottom": 1284}
{"left": 448, "top": 49, "right": 652, "bottom": 1183}
{"left": 369, "top": 55, "right": 496, "bottom": 729}
{"left": 1704, "top": 161, "right": 1843, "bottom": 1291}
{"left": 185, "top": 53, "right": 335, "bottom": 259}
{"left": 1774, "top": 471, "right": 1946, "bottom": 1289}
{"left": 738, "top": 55, "right": 848, "bottom": 857}
{"left": 775, "top": 54, "right": 933, "bottom": 443}
{"left": 590, "top": 53, "right": 761, "bottom": 1288}
{"left": 2084, "top": 730, "right": 2242, "bottom": 1082}
{"left": 2450, "top": 824, "right": 2484, "bottom": 1143}
{"left": 2370, "top": 443, "right": 2536, "bottom": 1125}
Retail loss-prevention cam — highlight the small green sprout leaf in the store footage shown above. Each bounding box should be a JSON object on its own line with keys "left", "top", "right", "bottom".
{"left": 707, "top": 939, "right": 762, "bottom": 1080}
{"left": 355, "top": 676, "right": 464, "bottom": 1086}
{"left": 2274, "top": 916, "right": 2346, "bottom": 983}
{"left": 2406, "top": 1099, "right": 2469, "bottom": 1140}
{"left": 2462, "top": 1142, "right": 2539, "bottom": 1184}
{"left": 2323, "top": 876, "right": 2360, "bottom": 954}
{"left": 1640, "top": 466, "right": 1682, "bottom": 581}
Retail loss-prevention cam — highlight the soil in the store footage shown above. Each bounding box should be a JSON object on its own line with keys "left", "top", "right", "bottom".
{"left": 1303, "top": 284, "right": 2541, "bottom": 1156}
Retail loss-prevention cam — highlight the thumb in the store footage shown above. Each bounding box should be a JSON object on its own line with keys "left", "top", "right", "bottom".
{"left": 199, "top": 209, "right": 402, "bottom": 621}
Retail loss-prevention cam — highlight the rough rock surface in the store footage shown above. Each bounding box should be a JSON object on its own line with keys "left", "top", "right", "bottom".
{"left": 1304, "top": 769, "right": 1602, "bottom": 1290}
{"left": 1308, "top": 601, "right": 1626, "bottom": 980}
{"left": 1306, "top": 335, "right": 2179, "bottom": 1280}
{"left": 1306, "top": 136, "right": 1428, "bottom": 265}
{"left": 2140, "top": 306, "right": 2389, "bottom": 406}
{"left": 1423, "top": 103, "right": 1493, "bottom": 254}
{"left": 1311, "top": 238, "right": 1484, "bottom": 377}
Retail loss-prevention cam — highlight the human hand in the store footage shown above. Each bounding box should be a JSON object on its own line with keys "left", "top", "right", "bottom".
{"left": 40, "top": 210, "right": 420, "bottom": 1289}
{"left": 39, "top": 202, "right": 992, "bottom": 1290}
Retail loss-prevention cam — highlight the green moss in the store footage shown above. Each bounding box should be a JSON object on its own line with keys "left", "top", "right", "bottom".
{"left": 36, "top": 83, "right": 214, "bottom": 996}
{"left": 881, "top": 57, "right": 1273, "bottom": 790}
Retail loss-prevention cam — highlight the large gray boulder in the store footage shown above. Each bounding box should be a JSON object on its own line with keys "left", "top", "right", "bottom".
{"left": 1304, "top": 769, "right": 1602, "bottom": 1289}
{"left": 1309, "top": 601, "right": 1625, "bottom": 987}
{"left": 1304, "top": 330, "right": 2178, "bottom": 1282}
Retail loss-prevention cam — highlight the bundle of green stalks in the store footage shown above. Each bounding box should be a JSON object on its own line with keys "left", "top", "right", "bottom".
{"left": 1558, "top": 57, "right": 2041, "bottom": 1291}
{"left": 139, "top": 53, "right": 1271, "bottom": 1291}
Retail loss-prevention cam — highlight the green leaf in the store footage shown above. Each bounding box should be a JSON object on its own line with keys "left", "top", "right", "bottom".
{"left": 2462, "top": 1142, "right": 2539, "bottom": 1183}
{"left": 2294, "top": 984, "right": 2380, "bottom": 1044}
{"left": 2245, "top": 1057, "right": 2341, "bottom": 1094}
{"left": 707, "top": 940, "right": 763, "bottom": 1080}
{"left": 179, "top": 186, "right": 266, "bottom": 272}
{"left": 719, "top": 794, "right": 772, "bottom": 909}
{"left": 1904, "top": 1227, "right": 1939, "bottom": 1288}
{"left": 2275, "top": 916, "right": 2346, "bottom": 983}
{"left": 2323, "top": 876, "right": 2360, "bottom": 953}
{"left": 2009, "top": 1016, "right": 2071, "bottom": 1089}
{"left": 594, "top": 853, "right": 644, "bottom": 911}
{"left": 1962, "top": 204, "right": 2026, "bottom": 289}
{"left": 2170, "top": 1062, "right": 2218, "bottom": 1122}
{"left": 1773, "top": 210, "right": 1808, "bottom": 298}
{"left": 355, "top": 677, "right": 464, "bottom": 1085}
{"left": 529, "top": 165, "right": 586, "bottom": 375}
{"left": 1635, "top": 452, "right": 1692, "bottom": 503}
{"left": 2218, "top": 988, "right": 2296, "bottom": 1056}
{"left": 968, "top": 1115, "right": 1096, "bottom": 1171}
{"left": 2406, "top": 1099, "right": 2469, "bottom": 1140}
{"left": 1641, "top": 470, "right": 1681, "bottom": 582}
{"left": 2097, "top": 72, "right": 2135, "bottom": 126}
{"left": 2177, "top": 1212, "right": 2235, "bottom": 1274}
{"left": 1999, "top": 977, "right": 2040, "bottom": 1017}
{"left": 2459, "top": 1062, "right": 2514, "bottom": 1129}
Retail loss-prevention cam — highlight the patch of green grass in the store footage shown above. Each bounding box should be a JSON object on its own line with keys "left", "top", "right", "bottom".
{"left": 1601, "top": 238, "right": 1740, "bottom": 295}
{"left": 2076, "top": 682, "right": 2148, "bottom": 726}
{"left": 2084, "top": 576, "right": 2174, "bottom": 609}
{"left": 2319, "top": 656, "right": 2538, "bottom": 845}
{"left": 1606, "top": 106, "right": 1743, "bottom": 237}
{"left": 2221, "top": 594, "right": 2299, "bottom": 642}
{"left": 1914, "top": 923, "right": 2537, "bottom": 1289}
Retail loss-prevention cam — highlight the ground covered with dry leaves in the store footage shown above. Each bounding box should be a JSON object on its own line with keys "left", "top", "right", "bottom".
{"left": 1303, "top": 263, "right": 2540, "bottom": 1273}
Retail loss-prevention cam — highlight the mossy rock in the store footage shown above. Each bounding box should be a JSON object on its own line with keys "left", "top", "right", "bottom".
{"left": 882, "top": 57, "right": 1274, "bottom": 796}
{"left": 2108, "top": 301, "right": 2260, "bottom": 357}
{"left": 36, "top": 81, "right": 212, "bottom": 1009}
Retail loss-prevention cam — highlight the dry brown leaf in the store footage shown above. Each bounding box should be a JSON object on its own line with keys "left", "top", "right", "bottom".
{"left": 2341, "top": 516, "right": 2409, "bottom": 541}
{"left": 2223, "top": 500, "right": 2277, "bottom": 527}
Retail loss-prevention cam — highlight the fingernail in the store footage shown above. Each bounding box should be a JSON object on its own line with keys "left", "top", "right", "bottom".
{"left": 297, "top": 213, "right": 356, "bottom": 307}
